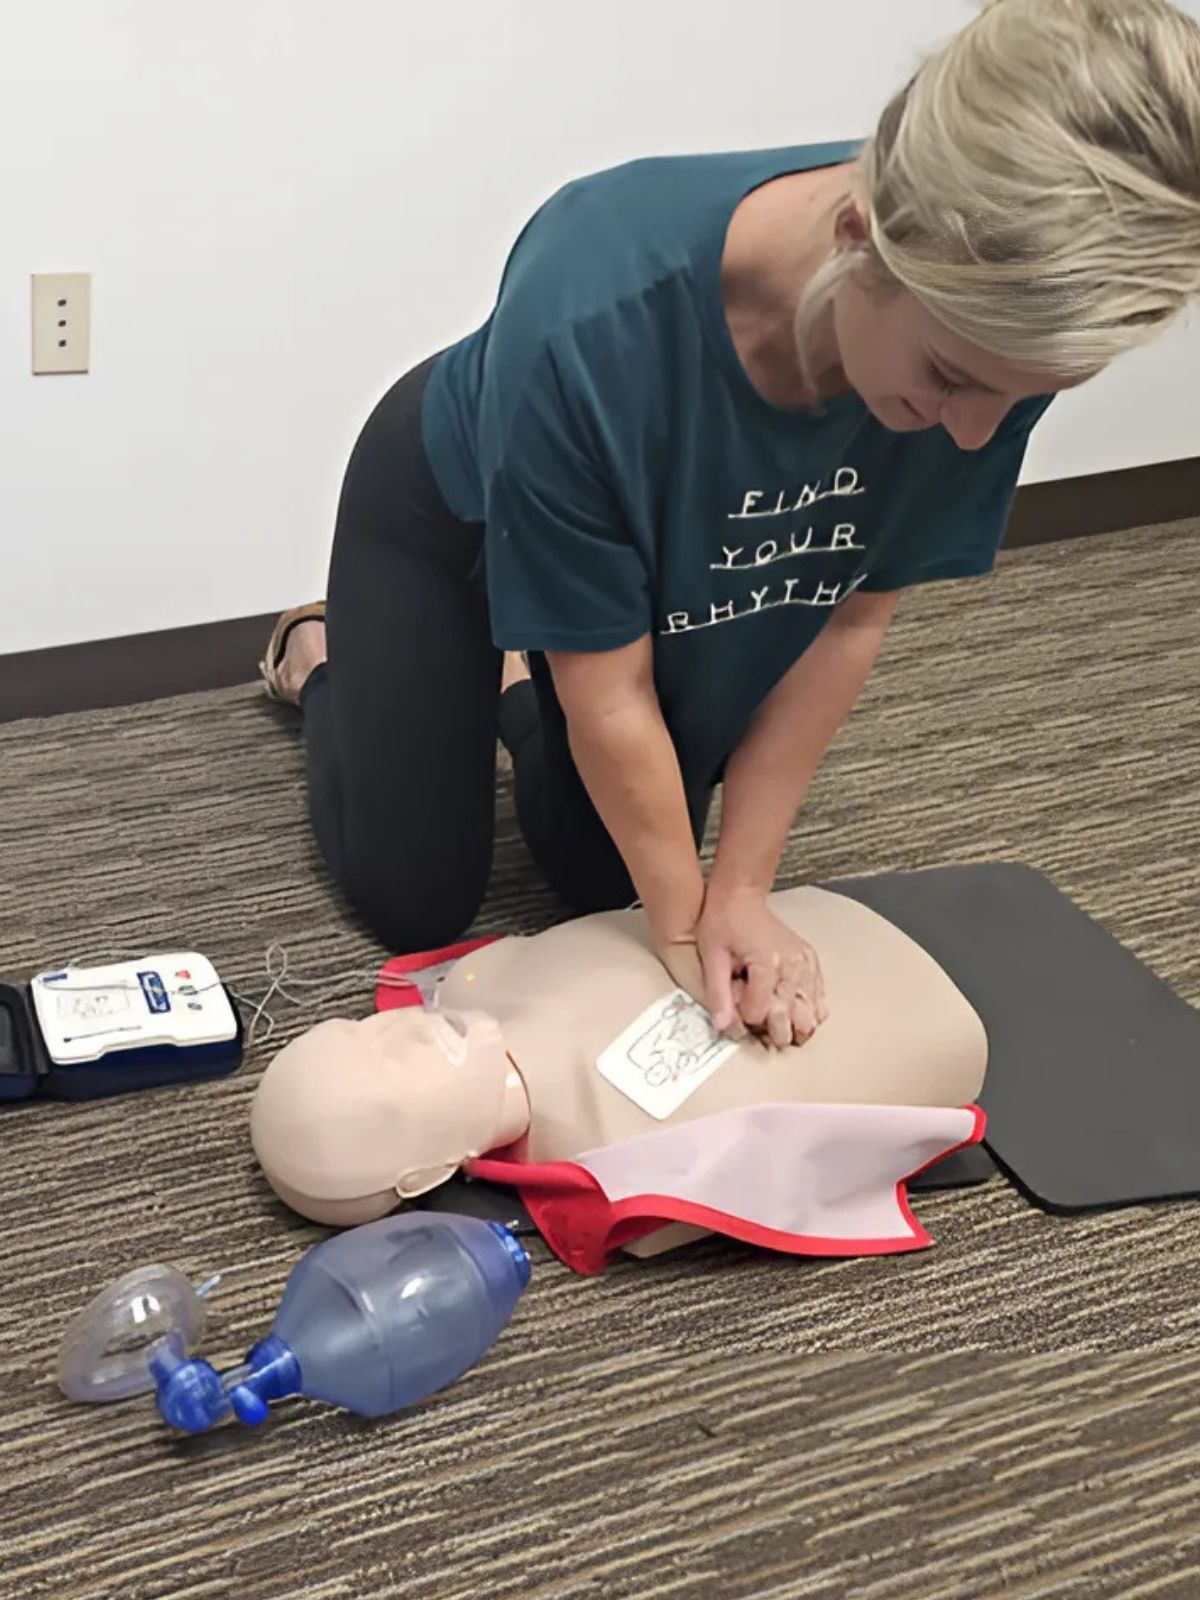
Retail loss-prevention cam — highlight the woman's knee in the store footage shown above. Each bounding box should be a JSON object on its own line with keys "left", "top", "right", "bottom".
{"left": 338, "top": 838, "right": 490, "bottom": 954}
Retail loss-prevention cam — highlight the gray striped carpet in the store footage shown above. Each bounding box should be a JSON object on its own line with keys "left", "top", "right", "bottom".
{"left": 1, "top": 520, "right": 1199, "bottom": 1600}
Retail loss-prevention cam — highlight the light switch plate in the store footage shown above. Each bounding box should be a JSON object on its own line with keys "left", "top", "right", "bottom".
{"left": 32, "top": 273, "right": 91, "bottom": 375}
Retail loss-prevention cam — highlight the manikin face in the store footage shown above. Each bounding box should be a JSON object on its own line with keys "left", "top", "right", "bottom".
{"left": 250, "top": 1007, "right": 516, "bottom": 1226}
{"left": 827, "top": 204, "right": 1091, "bottom": 449}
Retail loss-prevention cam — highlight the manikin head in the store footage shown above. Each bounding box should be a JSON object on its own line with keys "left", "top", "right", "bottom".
{"left": 250, "top": 1008, "right": 529, "bottom": 1227}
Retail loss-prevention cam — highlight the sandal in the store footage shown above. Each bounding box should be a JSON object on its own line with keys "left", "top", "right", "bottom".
{"left": 258, "top": 601, "right": 326, "bottom": 705}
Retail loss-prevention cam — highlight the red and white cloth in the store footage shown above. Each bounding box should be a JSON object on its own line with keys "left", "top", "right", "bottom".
{"left": 467, "top": 1102, "right": 985, "bottom": 1275}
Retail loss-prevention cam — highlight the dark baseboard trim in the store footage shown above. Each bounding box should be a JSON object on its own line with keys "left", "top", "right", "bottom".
{"left": 1005, "top": 454, "right": 1200, "bottom": 548}
{"left": 0, "top": 612, "right": 279, "bottom": 724}
{"left": 3, "top": 455, "right": 1199, "bottom": 724}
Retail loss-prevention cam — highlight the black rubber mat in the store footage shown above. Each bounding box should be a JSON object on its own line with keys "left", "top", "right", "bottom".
{"left": 830, "top": 863, "right": 1200, "bottom": 1213}
{"left": 908, "top": 1143, "right": 995, "bottom": 1193}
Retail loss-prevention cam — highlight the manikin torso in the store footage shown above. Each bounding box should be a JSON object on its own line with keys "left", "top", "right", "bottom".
{"left": 439, "top": 885, "right": 987, "bottom": 1168}
{"left": 251, "top": 885, "right": 988, "bottom": 1259}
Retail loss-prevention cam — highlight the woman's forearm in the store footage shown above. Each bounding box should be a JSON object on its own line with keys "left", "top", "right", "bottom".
{"left": 710, "top": 591, "right": 900, "bottom": 899}
{"left": 567, "top": 697, "right": 704, "bottom": 939}
{"left": 549, "top": 641, "right": 705, "bottom": 942}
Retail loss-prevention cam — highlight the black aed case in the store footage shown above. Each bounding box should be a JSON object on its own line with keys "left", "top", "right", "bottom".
{"left": 0, "top": 978, "right": 243, "bottom": 1103}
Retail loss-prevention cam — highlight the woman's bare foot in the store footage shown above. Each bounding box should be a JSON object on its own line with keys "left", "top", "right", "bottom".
{"left": 501, "top": 650, "right": 531, "bottom": 694}
{"left": 278, "top": 620, "right": 328, "bottom": 705}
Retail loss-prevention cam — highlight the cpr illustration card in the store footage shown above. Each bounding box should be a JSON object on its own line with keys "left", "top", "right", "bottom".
{"left": 596, "top": 990, "right": 739, "bottom": 1119}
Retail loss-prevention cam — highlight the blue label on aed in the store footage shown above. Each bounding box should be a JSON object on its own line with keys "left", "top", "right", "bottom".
{"left": 137, "top": 971, "right": 171, "bottom": 1014}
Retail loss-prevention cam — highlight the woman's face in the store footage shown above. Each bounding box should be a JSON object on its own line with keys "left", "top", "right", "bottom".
{"left": 827, "top": 222, "right": 1090, "bottom": 447}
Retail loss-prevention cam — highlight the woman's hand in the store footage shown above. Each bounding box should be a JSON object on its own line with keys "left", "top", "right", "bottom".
{"left": 658, "top": 937, "right": 746, "bottom": 1039}
{"left": 693, "top": 888, "right": 828, "bottom": 1047}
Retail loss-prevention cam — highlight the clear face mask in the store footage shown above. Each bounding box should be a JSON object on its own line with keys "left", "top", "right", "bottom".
{"left": 57, "top": 1263, "right": 216, "bottom": 1404}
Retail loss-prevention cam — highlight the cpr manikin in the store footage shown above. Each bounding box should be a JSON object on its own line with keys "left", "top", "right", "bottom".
{"left": 251, "top": 887, "right": 988, "bottom": 1272}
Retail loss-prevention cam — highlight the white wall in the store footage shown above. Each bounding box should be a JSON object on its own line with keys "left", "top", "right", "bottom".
{"left": 2, "top": 0, "right": 1198, "bottom": 654}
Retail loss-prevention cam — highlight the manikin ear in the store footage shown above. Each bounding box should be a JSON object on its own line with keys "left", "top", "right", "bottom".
{"left": 832, "top": 196, "right": 871, "bottom": 255}
{"left": 395, "top": 1161, "right": 460, "bottom": 1200}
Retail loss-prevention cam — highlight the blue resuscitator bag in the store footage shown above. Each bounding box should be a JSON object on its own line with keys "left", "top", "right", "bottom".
{"left": 58, "top": 1212, "right": 531, "bottom": 1432}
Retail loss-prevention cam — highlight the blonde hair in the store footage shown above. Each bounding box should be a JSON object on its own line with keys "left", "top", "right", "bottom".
{"left": 799, "top": 0, "right": 1200, "bottom": 383}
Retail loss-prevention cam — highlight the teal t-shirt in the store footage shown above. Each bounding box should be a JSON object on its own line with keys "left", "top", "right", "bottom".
{"left": 422, "top": 142, "right": 1050, "bottom": 786}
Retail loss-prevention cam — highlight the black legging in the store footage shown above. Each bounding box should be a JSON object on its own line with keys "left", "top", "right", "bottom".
{"left": 302, "top": 356, "right": 712, "bottom": 952}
